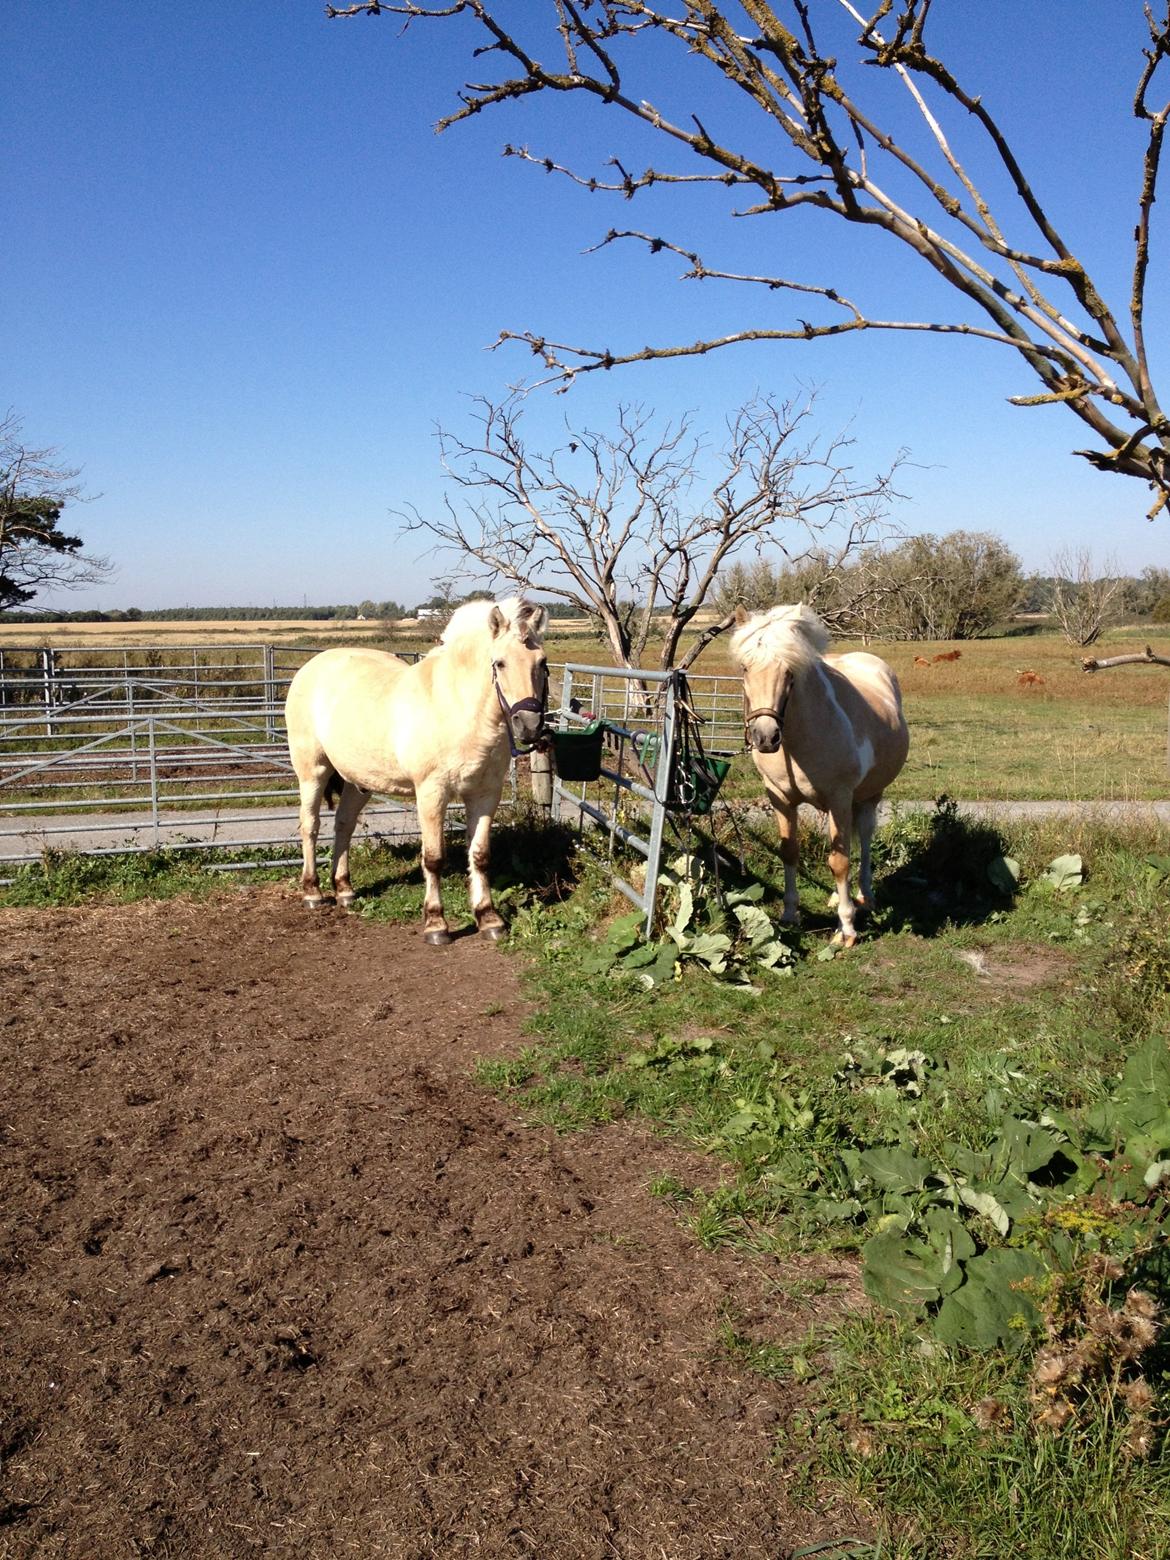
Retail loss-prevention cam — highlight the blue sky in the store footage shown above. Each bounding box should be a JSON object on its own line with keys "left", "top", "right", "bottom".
{"left": 5, "top": 1, "right": 1169, "bottom": 610}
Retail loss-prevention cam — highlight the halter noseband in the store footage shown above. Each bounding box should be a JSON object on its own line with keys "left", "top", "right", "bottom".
{"left": 743, "top": 670, "right": 794, "bottom": 749}
{"left": 492, "top": 660, "right": 548, "bottom": 757}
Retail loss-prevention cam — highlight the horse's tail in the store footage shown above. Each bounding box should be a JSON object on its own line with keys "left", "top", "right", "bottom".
{"left": 324, "top": 769, "right": 344, "bottom": 811}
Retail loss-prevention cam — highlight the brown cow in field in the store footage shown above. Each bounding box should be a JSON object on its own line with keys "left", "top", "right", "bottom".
{"left": 932, "top": 650, "right": 962, "bottom": 663}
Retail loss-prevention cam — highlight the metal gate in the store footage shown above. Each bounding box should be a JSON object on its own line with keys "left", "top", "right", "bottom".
{"left": 550, "top": 663, "right": 742, "bottom": 933}
{"left": 0, "top": 643, "right": 743, "bottom": 889}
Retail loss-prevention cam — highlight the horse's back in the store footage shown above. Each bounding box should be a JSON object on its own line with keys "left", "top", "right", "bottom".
{"left": 285, "top": 647, "right": 413, "bottom": 785}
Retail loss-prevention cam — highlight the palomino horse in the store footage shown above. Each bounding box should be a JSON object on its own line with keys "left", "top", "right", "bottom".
{"left": 729, "top": 604, "right": 909, "bottom": 946}
{"left": 285, "top": 596, "right": 549, "bottom": 943}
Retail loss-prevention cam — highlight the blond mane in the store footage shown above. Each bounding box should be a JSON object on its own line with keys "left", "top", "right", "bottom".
{"left": 728, "top": 603, "right": 831, "bottom": 673}
{"left": 439, "top": 595, "right": 547, "bottom": 648}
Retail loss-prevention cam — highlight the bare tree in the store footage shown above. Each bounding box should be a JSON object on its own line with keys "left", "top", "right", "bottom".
{"left": 329, "top": 2, "right": 1170, "bottom": 517}
{"left": 710, "top": 542, "right": 910, "bottom": 641}
{"left": 401, "top": 393, "right": 899, "bottom": 669}
{"left": 1048, "top": 546, "right": 1126, "bottom": 647}
{"left": 0, "top": 413, "right": 110, "bottom": 611}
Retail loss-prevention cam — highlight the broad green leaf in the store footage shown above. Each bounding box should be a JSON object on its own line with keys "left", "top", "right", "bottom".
{"left": 812, "top": 1197, "right": 864, "bottom": 1224}
{"left": 993, "top": 1117, "right": 1065, "bottom": 1176}
{"left": 934, "top": 1248, "right": 1046, "bottom": 1352}
{"left": 622, "top": 941, "right": 664, "bottom": 969}
{"left": 857, "top": 1147, "right": 932, "bottom": 1193}
{"left": 957, "top": 1186, "right": 1011, "bottom": 1236}
{"left": 1124, "top": 1118, "right": 1170, "bottom": 1166}
{"left": 1118, "top": 1036, "right": 1170, "bottom": 1120}
{"left": 671, "top": 881, "right": 695, "bottom": 939}
{"left": 986, "top": 855, "right": 1021, "bottom": 894}
{"left": 924, "top": 1208, "right": 977, "bottom": 1295}
{"left": 726, "top": 882, "right": 765, "bottom": 904}
{"left": 685, "top": 931, "right": 732, "bottom": 969}
{"left": 862, "top": 1227, "right": 942, "bottom": 1312}
{"left": 732, "top": 902, "right": 777, "bottom": 949}
{"left": 648, "top": 943, "right": 681, "bottom": 986}
{"left": 757, "top": 939, "right": 795, "bottom": 969}
{"left": 1042, "top": 853, "right": 1084, "bottom": 890}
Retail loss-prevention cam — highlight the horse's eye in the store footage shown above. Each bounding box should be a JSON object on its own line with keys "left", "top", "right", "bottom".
{"left": 493, "top": 658, "right": 506, "bottom": 670}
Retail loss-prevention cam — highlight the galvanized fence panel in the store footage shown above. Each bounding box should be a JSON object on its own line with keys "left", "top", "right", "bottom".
{"left": 0, "top": 642, "right": 432, "bottom": 880}
{"left": 0, "top": 643, "right": 744, "bottom": 895}
{"left": 550, "top": 664, "right": 679, "bottom": 934}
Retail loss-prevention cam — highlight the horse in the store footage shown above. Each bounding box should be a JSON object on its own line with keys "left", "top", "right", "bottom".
{"left": 284, "top": 596, "right": 549, "bottom": 944}
{"left": 729, "top": 603, "right": 909, "bottom": 947}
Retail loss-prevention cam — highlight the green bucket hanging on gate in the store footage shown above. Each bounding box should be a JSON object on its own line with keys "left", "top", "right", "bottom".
{"left": 550, "top": 719, "right": 605, "bottom": 782}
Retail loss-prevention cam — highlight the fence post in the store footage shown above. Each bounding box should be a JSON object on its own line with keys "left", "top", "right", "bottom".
{"left": 149, "top": 716, "right": 160, "bottom": 846}
{"left": 264, "top": 645, "right": 276, "bottom": 741}
{"left": 41, "top": 648, "right": 56, "bottom": 738}
{"left": 639, "top": 671, "right": 678, "bottom": 936}
{"left": 529, "top": 748, "right": 553, "bottom": 813}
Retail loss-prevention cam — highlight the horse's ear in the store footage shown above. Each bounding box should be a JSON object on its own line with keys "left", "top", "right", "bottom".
{"left": 487, "top": 606, "right": 507, "bottom": 639}
{"left": 527, "top": 604, "right": 549, "bottom": 638}
{"left": 734, "top": 605, "right": 750, "bottom": 625}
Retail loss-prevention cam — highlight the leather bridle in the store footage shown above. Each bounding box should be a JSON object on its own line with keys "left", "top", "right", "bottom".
{"left": 743, "top": 670, "right": 793, "bottom": 750}
{"left": 492, "top": 660, "right": 548, "bottom": 757}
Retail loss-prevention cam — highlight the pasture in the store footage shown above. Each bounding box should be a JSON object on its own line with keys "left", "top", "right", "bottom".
{"left": 3, "top": 615, "right": 1165, "bottom": 800}
{"left": 2, "top": 619, "right": 1169, "bottom": 1558}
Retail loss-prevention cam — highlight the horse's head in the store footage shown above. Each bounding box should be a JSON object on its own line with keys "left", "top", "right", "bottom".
{"left": 729, "top": 603, "right": 830, "bottom": 754}
{"left": 487, "top": 598, "right": 550, "bottom": 751}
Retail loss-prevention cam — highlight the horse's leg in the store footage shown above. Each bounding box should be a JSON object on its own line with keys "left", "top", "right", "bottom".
{"left": 331, "top": 782, "right": 371, "bottom": 908}
{"left": 465, "top": 793, "right": 505, "bottom": 941}
{"left": 416, "top": 787, "right": 452, "bottom": 946}
{"left": 854, "top": 797, "right": 879, "bottom": 915}
{"left": 295, "top": 766, "right": 331, "bottom": 909}
{"left": 769, "top": 796, "right": 802, "bottom": 927}
{"left": 827, "top": 797, "right": 859, "bottom": 947}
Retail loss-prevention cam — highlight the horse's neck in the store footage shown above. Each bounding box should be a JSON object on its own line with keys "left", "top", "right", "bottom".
{"left": 431, "top": 639, "right": 505, "bottom": 740}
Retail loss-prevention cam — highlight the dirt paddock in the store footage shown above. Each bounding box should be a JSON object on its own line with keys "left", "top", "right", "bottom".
{"left": 1, "top": 890, "right": 865, "bottom": 1559}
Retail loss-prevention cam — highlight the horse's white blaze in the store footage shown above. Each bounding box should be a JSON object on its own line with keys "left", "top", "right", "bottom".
{"left": 285, "top": 596, "right": 548, "bottom": 937}
{"left": 730, "top": 604, "right": 909, "bottom": 946}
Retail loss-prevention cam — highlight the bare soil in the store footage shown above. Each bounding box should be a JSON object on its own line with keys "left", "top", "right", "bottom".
{"left": 0, "top": 890, "right": 865, "bottom": 1559}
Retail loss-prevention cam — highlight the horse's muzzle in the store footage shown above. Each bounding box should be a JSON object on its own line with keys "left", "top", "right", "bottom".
{"left": 511, "top": 709, "right": 545, "bottom": 748}
{"left": 748, "top": 716, "right": 782, "bottom": 753}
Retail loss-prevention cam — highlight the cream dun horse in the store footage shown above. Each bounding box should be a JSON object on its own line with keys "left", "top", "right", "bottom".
{"left": 730, "top": 603, "right": 909, "bottom": 946}
{"left": 285, "top": 596, "right": 549, "bottom": 943}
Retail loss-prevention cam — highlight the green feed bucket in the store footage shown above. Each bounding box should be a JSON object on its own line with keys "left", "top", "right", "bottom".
{"left": 550, "top": 720, "right": 605, "bottom": 782}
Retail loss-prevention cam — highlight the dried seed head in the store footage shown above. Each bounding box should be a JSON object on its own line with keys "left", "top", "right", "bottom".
{"left": 1123, "top": 1289, "right": 1160, "bottom": 1323}
{"left": 1035, "top": 1398, "right": 1075, "bottom": 1433}
{"left": 1032, "top": 1347, "right": 1071, "bottom": 1388}
{"left": 1121, "top": 1377, "right": 1155, "bottom": 1414}
{"left": 972, "top": 1397, "right": 1010, "bottom": 1432}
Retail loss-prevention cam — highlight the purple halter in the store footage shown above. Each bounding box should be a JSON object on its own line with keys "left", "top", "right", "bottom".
{"left": 492, "top": 661, "right": 548, "bottom": 757}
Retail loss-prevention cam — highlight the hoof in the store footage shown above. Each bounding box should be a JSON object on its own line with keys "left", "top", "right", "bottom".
{"left": 423, "top": 928, "right": 452, "bottom": 947}
{"left": 830, "top": 930, "right": 858, "bottom": 949}
{"left": 478, "top": 923, "right": 507, "bottom": 942}
{"left": 303, "top": 893, "right": 329, "bottom": 910}
{"left": 336, "top": 891, "right": 356, "bottom": 909}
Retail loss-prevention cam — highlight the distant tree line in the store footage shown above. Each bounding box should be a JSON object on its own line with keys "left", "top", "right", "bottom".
{"left": 0, "top": 594, "right": 589, "bottom": 626}
{"left": 0, "top": 600, "right": 406, "bottom": 624}
{"left": 712, "top": 534, "right": 1170, "bottom": 643}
